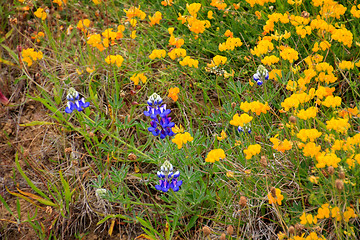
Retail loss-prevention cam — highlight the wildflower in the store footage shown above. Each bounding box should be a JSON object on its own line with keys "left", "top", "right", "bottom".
{"left": 338, "top": 61, "right": 354, "bottom": 70}
{"left": 279, "top": 46, "right": 299, "bottom": 63}
{"left": 161, "top": 0, "right": 173, "bottom": 6}
{"left": 268, "top": 69, "right": 282, "bottom": 80}
{"left": 149, "top": 49, "right": 166, "bottom": 60}
{"left": 321, "top": 95, "right": 341, "bottom": 108}
{"left": 300, "top": 212, "right": 317, "bottom": 225}
{"left": 31, "top": 31, "right": 45, "bottom": 42}
{"left": 270, "top": 137, "right": 292, "bottom": 152}
{"left": 87, "top": 34, "right": 105, "bottom": 51}
{"left": 205, "top": 149, "right": 226, "bottom": 163}
{"left": 130, "top": 73, "right": 147, "bottom": 85}
{"left": 211, "top": 55, "right": 227, "bottom": 67}
{"left": 217, "top": 130, "right": 227, "bottom": 141}
{"left": 315, "top": 152, "right": 341, "bottom": 168}
{"left": 179, "top": 56, "right": 199, "bottom": 68}
{"left": 326, "top": 117, "right": 350, "bottom": 134}
{"left": 296, "top": 107, "right": 317, "bottom": 120}
{"left": 169, "top": 35, "right": 185, "bottom": 48}
{"left": 149, "top": 11, "right": 162, "bottom": 26}
{"left": 168, "top": 48, "right": 186, "bottom": 60}
{"left": 0, "top": 89, "right": 9, "bottom": 105}
{"left": 219, "top": 37, "right": 242, "bottom": 51}
{"left": 207, "top": 10, "right": 214, "bottom": 19}
{"left": 253, "top": 65, "right": 269, "bottom": 85}
{"left": 240, "top": 101, "right": 270, "bottom": 115}
{"left": 261, "top": 55, "right": 279, "bottom": 66}
{"left": 243, "top": 144, "right": 261, "bottom": 159}
{"left": 130, "top": 30, "right": 136, "bottom": 39}
{"left": 65, "top": 87, "right": 90, "bottom": 113}
{"left": 267, "top": 187, "right": 284, "bottom": 205}
{"left": 211, "top": 0, "right": 227, "bottom": 10}
{"left": 172, "top": 124, "right": 184, "bottom": 134}
{"left": 302, "top": 142, "right": 321, "bottom": 157}
{"left": 230, "top": 113, "right": 253, "bottom": 133}
{"left": 77, "top": 19, "right": 91, "bottom": 33}
{"left": 317, "top": 204, "right": 330, "bottom": 219}
{"left": 186, "top": 3, "right": 202, "bottom": 17}
{"left": 144, "top": 93, "right": 175, "bottom": 139}
{"left": 34, "top": 8, "right": 47, "bottom": 20}
{"left": 309, "top": 176, "right": 319, "bottom": 184}
{"left": 343, "top": 207, "right": 357, "bottom": 222}
{"left": 105, "top": 55, "right": 124, "bottom": 67}
{"left": 331, "top": 206, "right": 342, "bottom": 221}
{"left": 171, "top": 132, "right": 193, "bottom": 149}
{"left": 297, "top": 129, "right": 322, "bottom": 142}
{"left": 168, "top": 87, "right": 180, "bottom": 102}
{"left": 124, "top": 6, "right": 146, "bottom": 20}
{"left": 21, "top": 48, "right": 43, "bottom": 66}
{"left": 92, "top": 0, "right": 101, "bottom": 4}
{"left": 155, "top": 160, "right": 182, "bottom": 192}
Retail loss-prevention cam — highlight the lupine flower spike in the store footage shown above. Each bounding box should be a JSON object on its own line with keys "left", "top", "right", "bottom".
{"left": 0, "top": 89, "right": 9, "bottom": 105}
{"left": 155, "top": 160, "right": 182, "bottom": 192}
{"left": 238, "top": 125, "right": 251, "bottom": 134}
{"left": 253, "top": 65, "right": 269, "bottom": 86}
{"left": 144, "top": 93, "right": 175, "bottom": 139}
{"left": 65, "top": 87, "right": 90, "bottom": 113}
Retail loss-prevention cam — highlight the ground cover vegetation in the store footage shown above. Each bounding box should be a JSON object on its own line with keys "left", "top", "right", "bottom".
{"left": 0, "top": 0, "right": 360, "bottom": 239}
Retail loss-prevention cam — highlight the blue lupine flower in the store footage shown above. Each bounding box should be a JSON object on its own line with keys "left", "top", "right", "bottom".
{"left": 238, "top": 125, "right": 251, "bottom": 134}
{"left": 144, "top": 93, "right": 175, "bottom": 139}
{"left": 65, "top": 87, "right": 90, "bottom": 113}
{"left": 253, "top": 65, "right": 269, "bottom": 86}
{"left": 155, "top": 161, "right": 183, "bottom": 193}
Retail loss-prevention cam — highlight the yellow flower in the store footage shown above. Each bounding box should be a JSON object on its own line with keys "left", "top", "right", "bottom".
{"left": 168, "top": 87, "right": 180, "bottom": 102}
{"left": 321, "top": 95, "right": 341, "bottom": 108}
{"left": 124, "top": 6, "right": 146, "bottom": 20}
{"left": 168, "top": 48, "right": 186, "bottom": 60}
{"left": 21, "top": 48, "right": 43, "bottom": 66}
{"left": 179, "top": 56, "right": 198, "bottom": 68}
{"left": 149, "top": 49, "right": 166, "bottom": 59}
{"left": 300, "top": 212, "right": 317, "bottom": 225}
{"left": 240, "top": 101, "right": 270, "bottom": 115}
{"left": 130, "top": 73, "right": 147, "bottom": 85}
{"left": 186, "top": 3, "right": 202, "bottom": 17}
{"left": 338, "top": 61, "right": 354, "bottom": 70}
{"left": 331, "top": 206, "right": 342, "bottom": 221}
{"left": 207, "top": 10, "right": 214, "bottom": 19}
{"left": 149, "top": 11, "right": 162, "bottom": 26}
{"left": 297, "top": 129, "right": 322, "bottom": 142}
{"left": 105, "top": 55, "right": 124, "bottom": 67}
{"left": 205, "top": 149, "right": 226, "bottom": 163}
{"left": 172, "top": 124, "right": 184, "bottom": 134}
{"left": 267, "top": 188, "right": 284, "bottom": 205}
{"left": 326, "top": 117, "right": 350, "bottom": 134}
{"left": 92, "top": 0, "right": 101, "bottom": 4}
{"left": 302, "top": 142, "right": 321, "bottom": 158}
{"left": 296, "top": 107, "right": 318, "bottom": 120}
{"left": 34, "top": 8, "right": 47, "bottom": 20}
{"left": 217, "top": 130, "right": 227, "bottom": 141}
{"left": 315, "top": 152, "right": 341, "bottom": 168}
{"left": 212, "top": 55, "right": 227, "bottom": 66}
{"left": 130, "top": 30, "right": 137, "bottom": 39}
{"left": 161, "top": 0, "right": 173, "bottom": 6}
{"left": 261, "top": 55, "right": 279, "bottom": 66}
{"left": 309, "top": 176, "right": 319, "bottom": 184}
{"left": 279, "top": 46, "right": 299, "bottom": 63}
{"left": 230, "top": 113, "right": 253, "bottom": 127}
{"left": 343, "top": 207, "right": 357, "bottom": 222}
{"left": 243, "top": 144, "right": 261, "bottom": 159}
{"left": 317, "top": 204, "right": 330, "bottom": 219}
{"left": 270, "top": 137, "right": 292, "bottom": 153}
{"left": 171, "top": 132, "right": 193, "bottom": 149}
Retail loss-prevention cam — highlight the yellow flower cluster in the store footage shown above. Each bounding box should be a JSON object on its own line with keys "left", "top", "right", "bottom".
{"left": 300, "top": 142, "right": 321, "bottom": 157}
{"left": 21, "top": 48, "right": 43, "bottom": 66}
{"left": 105, "top": 55, "right": 124, "bottom": 67}
{"left": 267, "top": 188, "right": 283, "bottom": 205}
{"left": 205, "top": 149, "right": 226, "bottom": 163}
{"left": 179, "top": 56, "right": 199, "bottom": 68}
{"left": 87, "top": 26, "right": 125, "bottom": 51}
{"left": 296, "top": 107, "right": 318, "bottom": 120}
{"left": 77, "top": 19, "right": 91, "bottom": 33}
{"left": 124, "top": 6, "right": 146, "bottom": 20}
{"left": 34, "top": 8, "right": 47, "bottom": 20}
{"left": 149, "top": 49, "right": 166, "bottom": 59}
{"left": 246, "top": 0, "right": 275, "bottom": 8}
{"left": 338, "top": 60, "right": 354, "bottom": 70}
{"left": 240, "top": 101, "right": 270, "bottom": 115}
{"left": 168, "top": 28, "right": 185, "bottom": 48}
{"left": 321, "top": 95, "right": 341, "bottom": 108}
{"left": 171, "top": 132, "right": 193, "bottom": 149}
{"left": 130, "top": 73, "right": 147, "bottom": 85}
{"left": 177, "top": 3, "right": 211, "bottom": 37}
{"left": 331, "top": 28, "right": 353, "bottom": 48}
{"left": 250, "top": 39, "right": 274, "bottom": 57}
{"left": 300, "top": 212, "right": 317, "bottom": 225}
{"left": 168, "top": 48, "right": 186, "bottom": 60}
{"left": 212, "top": 55, "right": 227, "bottom": 66}
{"left": 218, "top": 37, "right": 242, "bottom": 51}
{"left": 269, "top": 69, "right": 282, "bottom": 80}
{"left": 31, "top": 32, "right": 45, "bottom": 43}
{"left": 216, "top": 130, "right": 227, "bottom": 141}
{"left": 210, "top": 0, "right": 227, "bottom": 10}
{"left": 243, "top": 144, "right": 261, "bottom": 159}
{"left": 270, "top": 137, "right": 292, "bottom": 153}
{"left": 279, "top": 46, "right": 299, "bottom": 63}
{"left": 261, "top": 55, "right": 279, "bottom": 66}
{"left": 315, "top": 152, "right": 341, "bottom": 168}
{"left": 149, "top": 11, "right": 162, "bottom": 26}
{"left": 351, "top": 4, "right": 360, "bottom": 18}
{"left": 296, "top": 25, "right": 312, "bottom": 38}
{"left": 312, "top": 41, "right": 331, "bottom": 52}
{"left": 297, "top": 129, "right": 322, "bottom": 142}
{"left": 263, "top": 13, "right": 289, "bottom": 33}
{"left": 326, "top": 117, "right": 350, "bottom": 133}
{"left": 230, "top": 113, "right": 253, "bottom": 127}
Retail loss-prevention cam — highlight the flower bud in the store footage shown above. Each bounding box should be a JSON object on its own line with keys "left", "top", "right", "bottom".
{"left": 289, "top": 116, "right": 297, "bottom": 124}
{"left": 128, "top": 153, "right": 137, "bottom": 161}
{"left": 220, "top": 233, "right": 226, "bottom": 240}
{"left": 288, "top": 226, "right": 295, "bottom": 235}
{"left": 327, "top": 166, "right": 335, "bottom": 175}
{"left": 231, "top": 102, "right": 236, "bottom": 109}
{"left": 260, "top": 156, "right": 267, "bottom": 168}
{"left": 239, "top": 196, "right": 247, "bottom": 207}
{"left": 226, "top": 225, "right": 234, "bottom": 235}
{"left": 339, "top": 171, "right": 345, "bottom": 179}
{"left": 335, "top": 179, "right": 344, "bottom": 191}
{"left": 202, "top": 226, "right": 211, "bottom": 236}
